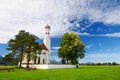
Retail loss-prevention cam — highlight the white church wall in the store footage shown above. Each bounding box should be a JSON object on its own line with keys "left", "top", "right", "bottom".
{"left": 21, "top": 64, "right": 76, "bottom": 69}
{"left": 39, "top": 50, "right": 48, "bottom": 64}
{"left": 22, "top": 55, "right": 27, "bottom": 63}
{"left": 47, "top": 64, "right": 76, "bottom": 69}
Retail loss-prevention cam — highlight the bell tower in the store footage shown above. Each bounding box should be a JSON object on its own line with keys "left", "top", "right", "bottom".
{"left": 43, "top": 24, "right": 51, "bottom": 63}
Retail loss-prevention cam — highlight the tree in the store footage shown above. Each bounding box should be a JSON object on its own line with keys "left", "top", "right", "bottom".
{"left": 24, "top": 34, "right": 41, "bottom": 68}
{"left": 112, "top": 62, "right": 118, "bottom": 65}
{"left": 7, "top": 30, "right": 41, "bottom": 67}
{"left": 3, "top": 53, "right": 13, "bottom": 63}
{"left": 58, "top": 32, "right": 85, "bottom": 64}
{"left": 0, "top": 55, "right": 3, "bottom": 64}
{"left": 3, "top": 53, "right": 19, "bottom": 65}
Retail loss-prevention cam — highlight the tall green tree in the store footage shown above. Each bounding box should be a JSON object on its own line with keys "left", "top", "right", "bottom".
{"left": 58, "top": 32, "right": 85, "bottom": 64}
{"left": 7, "top": 30, "right": 40, "bottom": 67}
{"left": 7, "top": 30, "right": 28, "bottom": 67}
{"left": 24, "top": 34, "right": 41, "bottom": 68}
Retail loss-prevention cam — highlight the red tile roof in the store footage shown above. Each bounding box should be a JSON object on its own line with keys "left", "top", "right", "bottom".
{"left": 39, "top": 43, "right": 49, "bottom": 51}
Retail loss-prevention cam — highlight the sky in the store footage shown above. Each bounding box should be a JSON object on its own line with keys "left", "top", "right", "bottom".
{"left": 0, "top": 0, "right": 120, "bottom": 63}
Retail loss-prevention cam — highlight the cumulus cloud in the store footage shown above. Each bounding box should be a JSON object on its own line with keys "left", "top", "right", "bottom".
{"left": 0, "top": 0, "right": 120, "bottom": 43}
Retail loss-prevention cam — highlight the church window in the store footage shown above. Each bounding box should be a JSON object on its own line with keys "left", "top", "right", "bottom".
{"left": 38, "top": 57, "right": 40, "bottom": 64}
{"left": 34, "top": 56, "right": 37, "bottom": 64}
{"left": 43, "top": 52, "right": 45, "bottom": 55}
{"left": 43, "top": 59, "right": 45, "bottom": 64}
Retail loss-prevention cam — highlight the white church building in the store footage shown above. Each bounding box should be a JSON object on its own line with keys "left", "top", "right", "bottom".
{"left": 21, "top": 25, "right": 76, "bottom": 69}
{"left": 21, "top": 25, "right": 50, "bottom": 64}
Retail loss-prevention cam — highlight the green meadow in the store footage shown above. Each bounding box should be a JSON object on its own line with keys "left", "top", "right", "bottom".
{"left": 0, "top": 66, "right": 120, "bottom": 80}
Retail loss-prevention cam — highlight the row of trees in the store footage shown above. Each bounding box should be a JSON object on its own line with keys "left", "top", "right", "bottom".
{"left": 7, "top": 30, "right": 41, "bottom": 68}
{"left": 96, "top": 62, "right": 119, "bottom": 65}
{"left": 81, "top": 62, "right": 119, "bottom": 65}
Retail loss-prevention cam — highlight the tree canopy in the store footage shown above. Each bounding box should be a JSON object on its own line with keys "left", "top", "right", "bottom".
{"left": 58, "top": 32, "right": 85, "bottom": 64}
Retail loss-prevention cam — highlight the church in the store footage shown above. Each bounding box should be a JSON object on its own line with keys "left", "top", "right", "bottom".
{"left": 21, "top": 25, "right": 51, "bottom": 65}
{"left": 21, "top": 25, "right": 76, "bottom": 69}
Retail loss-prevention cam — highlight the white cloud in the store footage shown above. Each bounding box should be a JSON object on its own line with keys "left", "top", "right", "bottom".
{"left": 77, "top": 32, "right": 90, "bottom": 36}
{"left": 0, "top": 0, "right": 120, "bottom": 43}
{"left": 96, "top": 27, "right": 103, "bottom": 32}
{"left": 50, "top": 50, "right": 58, "bottom": 53}
{"left": 100, "top": 32, "right": 120, "bottom": 37}
{"left": 85, "top": 44, "right": 93, "bottom": 49}
{"left": 52, "top": 46, "right": 60, "bottom": 50}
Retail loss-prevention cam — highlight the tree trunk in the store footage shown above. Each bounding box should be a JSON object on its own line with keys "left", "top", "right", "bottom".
{"left": 26, "top": 53, "right": 30, "bottom": 68}
{"left": 67, "top": 59, "right": 68, "bottom": 64}
{"left": 19, "top": 60, "right": 22, "bottom": 67}
{"left": 26, "top": 59, "right": 30, "bottom": 68}
{"left": 18, "top": 53, "right": 23, "bottom": 67}
{"left": 62, "top": 58, "right": 65, "bottom": 64}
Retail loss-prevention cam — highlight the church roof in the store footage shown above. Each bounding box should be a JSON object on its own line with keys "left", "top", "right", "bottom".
{"left": 39, "top": 43, "right": 49, "bottom": 51}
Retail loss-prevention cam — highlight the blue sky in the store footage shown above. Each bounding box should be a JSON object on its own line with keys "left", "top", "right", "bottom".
{"left": 0, "top": 0, "right": 120, "bottom": 63}
{"left": 50, "top": 22, "right": 120, "bottom": 63}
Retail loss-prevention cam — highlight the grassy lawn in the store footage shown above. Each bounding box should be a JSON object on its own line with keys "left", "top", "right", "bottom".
{"left": 0, "top": 66, "right": 120, "bottom": 80}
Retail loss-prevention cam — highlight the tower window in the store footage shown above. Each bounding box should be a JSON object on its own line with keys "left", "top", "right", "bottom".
{"left": 46, "top": 32, "right": 49, "bottom": 35}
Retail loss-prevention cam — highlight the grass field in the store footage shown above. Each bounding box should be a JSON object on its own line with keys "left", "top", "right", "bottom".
{"left": 0, "top": 66, "right": 120, "bottom": 80}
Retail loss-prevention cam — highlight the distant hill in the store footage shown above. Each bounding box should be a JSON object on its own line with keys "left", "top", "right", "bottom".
{"left": 50, "top": 60, "right": 61, "bottom": 64}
